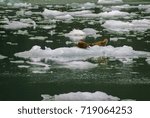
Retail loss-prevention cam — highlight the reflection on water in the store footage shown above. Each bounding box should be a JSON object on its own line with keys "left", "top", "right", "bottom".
{"left": 0, "top": 0, "right": 150, "bottom": 100}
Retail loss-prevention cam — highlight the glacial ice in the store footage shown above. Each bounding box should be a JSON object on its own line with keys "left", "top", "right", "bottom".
{"left": 42, "top": 8, "right": 92, "bottom": 19}
{"left": 59, "top": 61, "right": 98, "bottom": 70}
{"left": 99, "top": 10, "right": 130, "bottom": 18}
{"left": 13, "top": 3, "right": 32, "bottom": 8}
{"left": 55, "top": 14, "right": 74, "bottom": 20}
{"left": 65, "top": 29, "right": 86, "bottom": 41}
{"left": 111, "top": 4, "right": 138, "bottom": 10}
{"left": 42, "top": 9, "right": 66, "bottom": 18}
{"left": 146, "top": 58, "right": 150, "bottom": 65}
{"left": 97, "top": 0, "right": 123, "bottom": 4}
{"left": 29, "top": 36, "right": 48, "bottom": 40}
{"left": 102, "top": 19, "right": 150, "bottom": 33}
{"left": 41, "top": 91, "right": 120, "bottom": 101}
{"left": 3, "top": 18, "right": 36, "bottom": 30}
{"left": 0, "top": 54, "right": 6, "bottom": 59}
{"left": 3, "top": 21, "right": 32, "bottom": 30}
{"left": 14, "top": 45, "right": 150, "bottom": 64}
{"left": 65, "top": 28, "right": 98, "bottom": 41}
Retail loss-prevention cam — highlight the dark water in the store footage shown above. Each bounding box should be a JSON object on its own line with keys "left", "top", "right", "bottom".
{"left": 0, "top": 0, "right": 150, "bottom": 100}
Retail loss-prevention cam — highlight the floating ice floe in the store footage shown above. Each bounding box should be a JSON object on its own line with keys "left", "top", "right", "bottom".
{"left": 145, "top": 8, "right": 150, "bottom": 13}
{"left": 41, "top": 91, "right": 120, "bottom": 101}
{"left": 13, "top": 3, "right": 32, "bottom": 8}
{"left": 0, "top": 0, "right": 4, "bottom": 3}
{"left": 97, "top": 0, "right": 123, "bottom": 4}
{"left": 3, "top": 18, "right": 36, "bottom": 30}
{"left": 138, "top": 5, "right": 150, "bottom": 10}
{"left": 42, "top": 8, "right": 92, "bottom": 19}
{"left": 111, "top": 4, "right": 138, "bottom": 10}
{"left": 110, "top": 37, "right": 119, "bottom": 41}
{"left": 29, "top": 36, "right": 48, "bottom": 40}
{"left": 65, "top": 29, "right": 86, "bottom": 41}
{"left": 65, "top": 28, "right": 98, "bottom": 41}
{"left": 80, "top": 2, "right": 96, "bottom": 9}
{"left": 82, "top": 28, "right": 98, "bottom": 36}
{"left": 16, "top": 9, "right": 32, "bottom": 16}
{"left": 99, "top": 10, "right": 130, "bottom": 18}
{"left": 3, "top": 21, "right": 31, "bottom": 30}
{"left": 0, "top": 54, "right": 6, "bottom": 59}
{"left": 10, "top": 60, "right": 24, "bottom": 64}
{"left": 42, "top": 9, "right": 66, "bottom": 18}
{"left": 102, "top": 19, "right": 150, "bottom": 33}
{"left": 42, "top": 25, "right": 56, "bottom": 30}
{"left": 14, "top": 45, "right": 150, "bottom": 64}
{"left": 18, "top": 65, "right": 30, "bottom": 68}
{"left": 26, "top": 61, "right": 50, "bottom": 73}
{"left": 69, "top": 2, "right": 96, "bottom": 10}
{"left": 59, "top": 61, "right": 98, "bottom": 70}
{"left": 146, "top": 58, "right": 150, "bottom": 65}
{"left": 13, "top": 30, "right": 29, "bottom": 35}
{"left": 68, "top": 10, "right": 92, "bottom": 16}
{"left": 55, "top": 14, "right": 74, "bottom": 20}
{"left": 6, "top": 42, "right": 18, "bottom": 46}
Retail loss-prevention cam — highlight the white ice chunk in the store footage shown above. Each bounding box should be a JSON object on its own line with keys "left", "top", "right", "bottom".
{"left": 13, "top": 30, "right": 29, "bottom": 35}
{"left": 29, "top": 36, "right": 48, "bottom": 40}
{"left": 3, "top": 18, "right": 36, "bottom": 30}
{"left": 6, "top": 42, "right": 18, "bottom": 46}
{"left": 102, "top": 19, "right": 150, "bottom": 33}
{"left": 145, "top": 8, "right": 150, "bottom": 13}
{"left": 42, "top": 9, "right": 92, "bottom": 19}
{"left": 65, "top": 28, "right": 98, "bottom": 41}
{"left": 138, "top": 4, "right": 150, "bottom": 10}
{"left": 69, "top": 10, "right": 92, "bottom": 16}
{"left": 97, "top": 0, "right": 123, "bottom": 4}
{"left": 82, "top": 28, "right": 98, "bottom": 36}
{"left": 55, "top": 14, "right": 74, "bottom": 20}
{"left": 99, "top": 10, "right": 130, "bottom": 18}
{"left": 0, "top": 0, "right": 4, "bottom": 2}
{"left": 18, "top": 65, "right": 30, "bottom": 68}
{"left": 0, "top": 54, "right": 7, "bottom": 59}
{"left": 3, "top": 21, "right": 32, "bottom": 30}
{"left": 13, "top": 3, "right": 32, "bottom": 8}
{"left": 65, "top": 29, "right": 86, "bottom": 41}
{"left": 111, "top": 4, "right": 137, "bottom": 10}
{"left": 42, "top": 8, "right": 66, "bottom": 18}
{"left": 60, "top": 61, "right": 98, "bottom": 70}
{"left": 110, "top": 37, "right": 118, "bottom": 41}
{"left": 10, "top": 60, "right": 24, "bottom": 64}
{"left": 81, "top": 2, "right": 96, "bottom": 9}
{"left": 41, "top": 91, "right": 120, "bottom": 101}
{"left": 146, "top": 58, "right": 150, "bottom": 65}
{"left": 14, "top": 45, "right": 150, "bottom": 63}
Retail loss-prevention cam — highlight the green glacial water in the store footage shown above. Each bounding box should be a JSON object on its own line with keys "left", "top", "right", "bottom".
{"left": 0, "top": 0, "right": 150, "bottom": 100}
